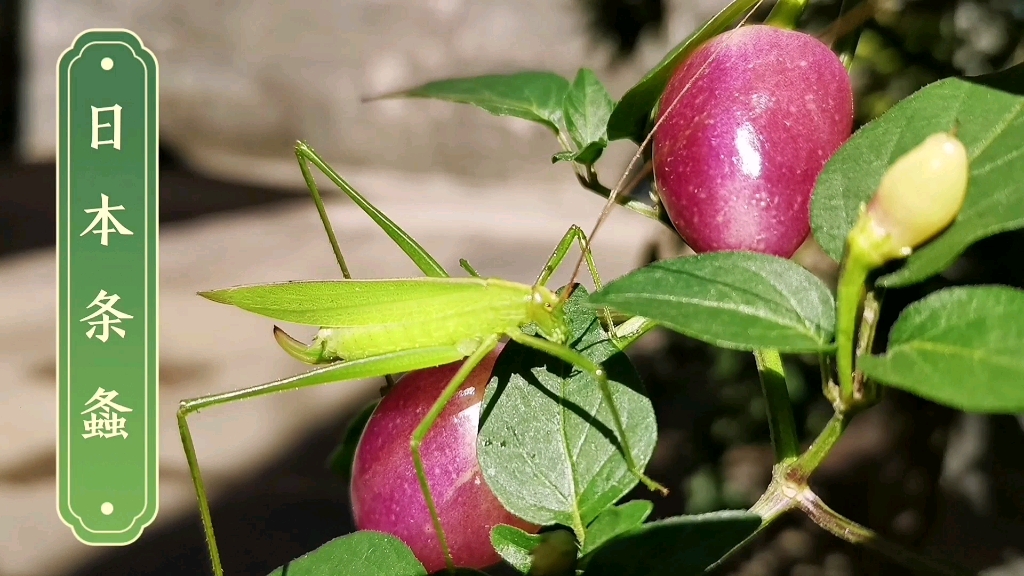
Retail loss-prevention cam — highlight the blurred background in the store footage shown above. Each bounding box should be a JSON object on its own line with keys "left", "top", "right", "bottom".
{"left": 2, "top": 0, "right": 1024, "bottom": 575}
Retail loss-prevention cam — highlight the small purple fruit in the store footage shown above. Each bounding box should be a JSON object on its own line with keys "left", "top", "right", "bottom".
{"left": 350, "top": 345, "right": 537, "bottom": 573}
{"left": 653, "top": 24, "right": 854, "bottom": 257}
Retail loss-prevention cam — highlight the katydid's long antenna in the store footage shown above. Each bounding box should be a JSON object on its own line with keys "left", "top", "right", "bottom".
{"left": 561, "top": 0, "right": 768, "bottom": 303}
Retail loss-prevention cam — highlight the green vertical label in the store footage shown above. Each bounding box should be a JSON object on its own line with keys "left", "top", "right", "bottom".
{"left": 57, "top": 29, "right": 159, "bottom": 546}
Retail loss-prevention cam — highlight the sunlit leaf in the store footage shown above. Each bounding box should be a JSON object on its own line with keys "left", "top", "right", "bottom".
{"left": 860, "top": 286, "right": 1024, "bottom": 413}
{"left": 811, "top": 73, "right": 1024, "bottom": 287}
{"left": 589, "top": 253, "right": 836, "bottom": 353}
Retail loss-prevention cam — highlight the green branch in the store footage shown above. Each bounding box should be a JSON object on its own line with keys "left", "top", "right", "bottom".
{"left": 753, "top": 349, "right": 800, "bottom": 462}
{"left": 766, "top": 0, "right": 809, "bottom": 30}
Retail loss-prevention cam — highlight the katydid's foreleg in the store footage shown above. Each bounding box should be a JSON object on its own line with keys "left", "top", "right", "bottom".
{"left": 295, "top": 143, "right": 351, "bottom": 279}
{"left": 535, "top": 225, "right": 604, "bottom": 289}
{"left": 410, "top": 334, "right": 501, "bottom": 573}
{"left": 506, "top": 330, "right": 669, "bottom": 496}
{"left": 177, "top": 345, "right": 468, "bottom": 576}
{"left": 535, "top": 225, "right": 626, "bottom": 342}
{"left": 293, "top": 141, "right": 450, "bottom": 279}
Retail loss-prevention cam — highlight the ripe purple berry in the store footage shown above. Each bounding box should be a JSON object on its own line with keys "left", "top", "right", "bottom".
{"left": 653, "top": 24, "right": 854, "bottom": 257}
{"left": 350, "top": 345, "right": 537, "bottom": 573}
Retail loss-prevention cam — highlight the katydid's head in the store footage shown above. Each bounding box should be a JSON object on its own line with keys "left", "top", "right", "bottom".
{"left": 528, "top": 286, "right": 568, "bottom": 344}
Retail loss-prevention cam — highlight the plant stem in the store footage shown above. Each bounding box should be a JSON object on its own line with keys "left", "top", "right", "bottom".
{"left": 798, "top": 491, "right": 975, "bottom": 576}
{"left": 753, "top": 349, "right": 800, "bottom": 462}
{"left": 836, "top": 213, "right": 893, "bottom": 412}
{"left": 834, "top": 251, "right": 870, "bottom": 409}
{"left": 711, "top": 480, "right": 795, "bottom": 572}
{"left": 766, "top": 0, "right": 809, "bottom": 30}
{"left": 851, "top": 291, "right": 882, "bottom": 400}
{"left": 822, "top": 0, "right": 874, "bottom": 68}
{"left": 789, "top": 413, "right": 850, "bottom": 482}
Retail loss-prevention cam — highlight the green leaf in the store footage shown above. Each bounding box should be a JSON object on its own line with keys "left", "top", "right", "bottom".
{"left": 326, "top": 399, "right": 379, "bottom": 482}
{"left": 551, "top": 141, "right": 606, "bottom": 165}
{"left": 589, "top": 252, "right": 836, "bottom": 353}
{"left": 374, "top": 72, "right": 570, "bottom": 133}
{"left": 606, "top": 0, "right": 762, "bottom": 142}
{"left": 859, "top": 286, "right": 1024, "bottom": 413}
{"left": 580, "top": 500, "right": 653, "bottom": 556}
{"left": 266, "top": 531, "right": 427, "bottom": 576}
{"left": 811, "top": 75, "right": 1024, "bottom": 287}
{"left": 552, "top": 150, "right": 577, "bottom": 163}
{"left": 580, "top": 511, "right": 761, "bottom": 576}
{"left": 491, "top": 525, "right": 544, "bottom": 574}
{"left": 478, "top": 286, "right": 658, "bottom": 534}
{"left": 563, "top": 69, "right": 614, "bottom": 155}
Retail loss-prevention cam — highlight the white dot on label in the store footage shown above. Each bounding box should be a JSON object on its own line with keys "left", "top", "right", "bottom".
{"left": 101, "top": 58, "right": 114, "bottom": 71}
{"left": 101, "top": 502, "right": 114, "bottom": 515}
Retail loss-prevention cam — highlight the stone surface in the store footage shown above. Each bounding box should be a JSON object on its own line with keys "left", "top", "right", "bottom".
{"left": 22, "top": 0, "right": 733, "bottom": 187}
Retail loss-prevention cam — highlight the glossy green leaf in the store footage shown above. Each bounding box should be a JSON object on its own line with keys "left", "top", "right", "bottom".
{"left": 580, "top": 511, "right": 761, "bottom": 576}
{"left": 580, "top": 500, "right": 653, "bottom": 556}
{"left": 859, "top": 286, "right": 1024, "bottom": 413}
{"left": 266, "top": 531, "right": 426, "bottom": 576}
{"left": 491, "top": 525, "right": 544, "bottom": 574}
{"left": 811, "top": 74, "right": 1024, "bottom": 287}
{"left": 373, "top": 72, "right": 570, "bottom": 133}
{"left": 563, "top": 68, "right": 614, "bottom": 161}
{"left": 606, "top": 0, "right": 762, "bottom": 142}
{"left": 589, "top": 253, "right": 836, "bottom": 353}
{"left": 478, "top": 287, "right": 658, "bottom": 534}
{"left": 326, "top": 399, "right": 378, "bottom": 482}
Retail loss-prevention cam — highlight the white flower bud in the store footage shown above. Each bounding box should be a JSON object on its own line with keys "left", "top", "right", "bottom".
{"left": 866, "top": 132, "right": 970, "bottom": 254}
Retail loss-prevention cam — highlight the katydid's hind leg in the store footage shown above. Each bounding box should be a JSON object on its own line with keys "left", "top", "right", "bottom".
{"left": 410, "top": 334, "right": 501, "bottom": 572}
{"left": 177, "top": 409, "right": 223, "bottom": 576}
{"left": 293, "top": 142, "right": 450, "bottom": 279}
{"left": 294, "top": 143, "right": 351, "bottom": 279}
{"left": 177, "top": 346, "right": 467, "bottom": 576}
{"left": 506, "top": 331, "right": 669, "bottom": 496}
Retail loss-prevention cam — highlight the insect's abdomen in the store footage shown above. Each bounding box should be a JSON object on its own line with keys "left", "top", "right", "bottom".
{"left": 318, "top": 279, "right": 530, "bottom": 361}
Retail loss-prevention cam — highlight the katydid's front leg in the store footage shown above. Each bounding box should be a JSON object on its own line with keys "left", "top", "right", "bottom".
{"left": 177, "top": 345, "right": 468, "bottom": 576}
{"left": 534, "top": 225, "right": 603, "bottom": 289}
{"left": 506, "top": 330, "right": 669, "bottom": 496}
{"left": 409, "top": 334, "right": 501, "bottom": 573}
{"left": 537, "top": 225, "right": 655, "bottom": 350}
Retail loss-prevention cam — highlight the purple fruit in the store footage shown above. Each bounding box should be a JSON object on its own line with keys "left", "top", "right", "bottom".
{"left": 350, "top": 345, "right": 537, "bottom": 573}
{"left": 653, "top": 24, "right": 854, "bottom": 257}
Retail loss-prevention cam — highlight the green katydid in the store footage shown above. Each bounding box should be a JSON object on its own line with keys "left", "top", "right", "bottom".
{"left": 177, "top": 141, "right": 667, "bottom": 576}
